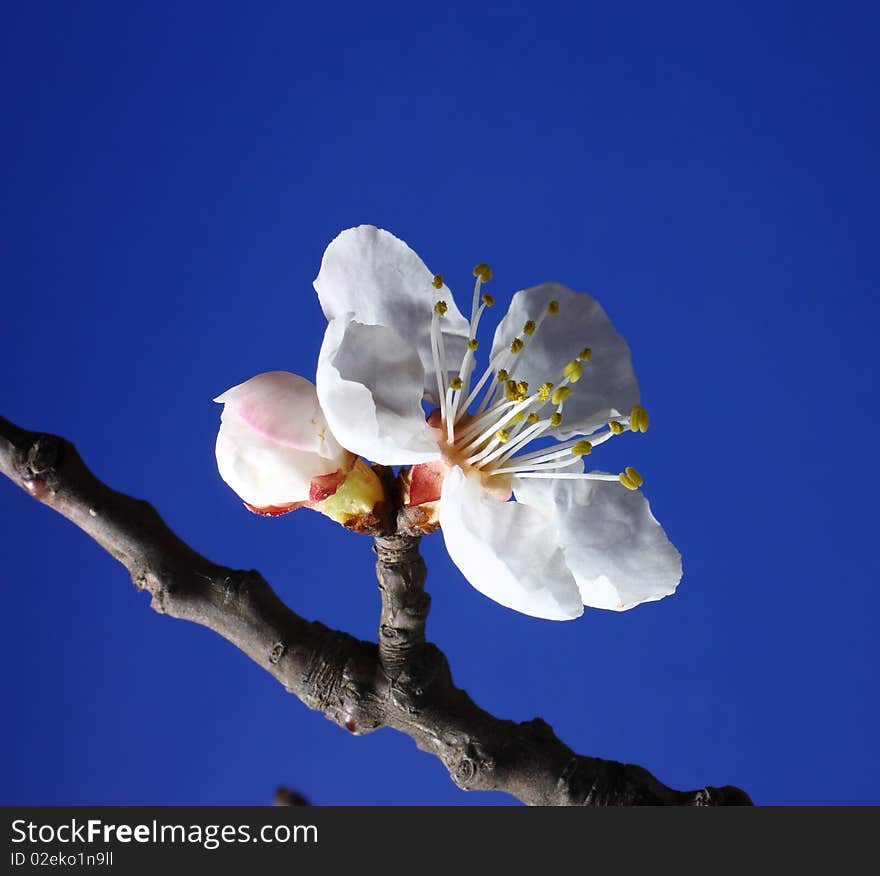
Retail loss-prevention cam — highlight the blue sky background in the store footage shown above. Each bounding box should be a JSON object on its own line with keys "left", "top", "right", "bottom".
{"left": 2, "top": 1, "right": 878, "bottom": 805}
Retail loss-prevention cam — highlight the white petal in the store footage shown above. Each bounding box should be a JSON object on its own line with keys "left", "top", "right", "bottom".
{"left": 439, "top": 466, "right": 583, "bottom": 621}
{"left": 491, "top": 282, "right": 639, "bottom": 437}
{"left": 512, "top": 474, "right": 682, "bottom": 611}
{"left": 214, "top": 371, "right": 343, "bottom": 459}
{"left": 313, "top": 225, "right": 470, "bottom": 400}
{"left": 316, "top": 317, "right": 441, "bottom": 465}
{"left": 215, "top": 410, "right": 345, "bottom": 508}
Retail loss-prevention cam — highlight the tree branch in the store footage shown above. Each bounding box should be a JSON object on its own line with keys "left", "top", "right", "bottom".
{"left": 0, "top": 414, "right": 751, "bottom": 805}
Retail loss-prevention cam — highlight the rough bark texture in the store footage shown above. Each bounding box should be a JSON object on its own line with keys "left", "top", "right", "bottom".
{"left": 0, "top": 414, "right": 751, "bottom": 806}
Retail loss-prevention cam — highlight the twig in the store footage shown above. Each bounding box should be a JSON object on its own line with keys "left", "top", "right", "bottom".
{"left": 0, "top": 414, "right": 751, "bottom": 805}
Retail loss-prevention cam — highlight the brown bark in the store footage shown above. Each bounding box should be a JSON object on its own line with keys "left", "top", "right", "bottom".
{"left": 0, "top": 414, "right": 751, "bottom": 805}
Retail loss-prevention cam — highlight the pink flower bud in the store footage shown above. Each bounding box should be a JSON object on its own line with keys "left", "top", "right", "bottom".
{"left": 214, "top": 371, "right": 351, "bottom": 514}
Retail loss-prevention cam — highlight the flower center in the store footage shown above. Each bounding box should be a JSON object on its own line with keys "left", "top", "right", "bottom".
{"left": 428, "top": 265, "right": 650, "bottom": 492}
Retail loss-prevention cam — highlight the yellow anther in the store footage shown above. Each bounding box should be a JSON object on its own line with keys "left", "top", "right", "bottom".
{"left": 481, "top": 292, "right": 495, "bottom": 307}
{"left": 495, "top": 429, "right": 510, "bottom": 443}
{"left": 473, "top": 263, "right": 493, "bottom": 283}
{"left": 449, "top": 376, "right": 463, "bottom": 390}
{"left": 571, "top": 440, "right": 593, "bottom": 456}
{"left": 551, "top": 386, "right": 572, "bottom": 405}
{"left": 468, "top": 338, "right": 479, "bottom": 351}
{"left": 629, "top": 404, "right": 649, "bottom": 432}
{"left": 527, "top": 412, "right": 539, "bottom": 424}
{"left": 433, "top": 300, "right": 448, "bottom": 316}
{"left": 550, "top": 412, "right": 563, "bottom": 428}
{"left": 624, "top": 466, "right": 643, "bottom": 487}
{"left": 619, "top": 471, "right": 638, "bottom": 490}
{"left": 523, "top": 319, "right": 536, "bottom": 335}
{"left": 516, "top": 380, "right": 529, "bottom": 397}
{"left": 578, "top": 347, "right": 592, "bottom": 361}
{"left": 537, "top": 382, "right": 553, "bottom": 401}
{"left": 505, "top": 379, "right": 519, "bottom": 401}
{"left": 547, "top": 300, "right": 560, "bottom": 315}
{"left": 432, "top": 274, "right": 444, "bottom": 289}
{"left": 563, "top": 359, "right": 584, "bottom": 383}
{"left": 510, "top": 337, "right": 524, "bottom": 354}
{"left": 512, "top": 411, "right": 526, "bottom": 423}
{"left": 609, "top": 420, "right": 625, "bottom": 435}
{"left": 496, "top": 369, "right": 509, "bottom": 382}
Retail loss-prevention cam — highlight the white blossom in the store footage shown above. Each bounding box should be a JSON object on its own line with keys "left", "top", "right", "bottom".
{"left": 312, "top": 226, "right": 682, "bottom": 620}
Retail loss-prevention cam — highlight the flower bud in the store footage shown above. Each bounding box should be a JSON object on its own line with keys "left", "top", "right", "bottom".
{"left": 214, "top": 371, "right": 352, "bottom": 514}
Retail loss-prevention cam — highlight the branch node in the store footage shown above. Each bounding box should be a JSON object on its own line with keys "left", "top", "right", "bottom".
{"left": 27, "top": 434, "right": 61, "bottom": 475}
{"left": 450, "top": 741, "right": 495, "bottom": 790}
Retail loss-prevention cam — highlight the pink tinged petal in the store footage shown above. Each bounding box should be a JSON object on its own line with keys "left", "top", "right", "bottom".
{"left": 316, "top": 317, "right": 442, "bottom": 465}
{"left": 438, "top": 466, "right": 583, "bottom": 621}
{"left": 490, "top": 283, "right": 639, "bottom": 438}
{"left": 214, "top": 372, "right": 350, "bottom": 510}
{"left": 512, "top": 474, "right": 682, "bottom": 611}
{"left": 244, "top": 501, "right": 304, "bottom": 518}
{"left": 214, "top": 371, "right": 344, "bottom": 459}
{"left": 313, "top": 225, "right": 470, "bottom": 402}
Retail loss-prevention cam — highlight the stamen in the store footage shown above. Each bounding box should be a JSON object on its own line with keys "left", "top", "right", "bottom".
{"left": 515, "top": 472, "right": 621, "bottom": 481}
{"left": 454, "top": 397, "right": 521, "bottom": 445}
{"left": 619, "top": 466, "right": 644, "bottom": 490}
{"left": 430, "top": 308, "right": 447, "bottom": 420}
{"left": 423, "top": 261, "right": 656, "bottom": 496}
{"left": 474, "top": 357, "right": 510, "bottom": 414}
{"left": 473, "top": 263, "right": 493, "bottom": 283}
{"left": 562, "top": 359, "right": 584, "bottom": 383}
{"left": 452, "top": 290, "right": 494, "bottom": 425}
{"left": 502, "top": 308, "right": 552, "bottom": 384}
{"left": 630, "top": 405, "right": 649, "bottom": 432}
{"left": 551, "top": 386, "right": 572, "bottom": 405}
{"left": 461, "top": 356, "right": 506, "bottom": 416}
{"left": 491, "top": 455, "right": 584, "bottom": 476}
{"left": 485, "top": 305, "right": 554, "bottom": 404}
{"left": 462, "top": 394, "right": 540, "bottom": 462}
{"left": 625, "top": 466, "right": 643, "bottom": 486}
{"left": 445, "top": 386, "right": 457, "bottom": 443}
{"left": 503, "top": 430, "right": 614, "bottom": 467}
{"left": 495, "top": 419, "right": 551, "bottom": 461}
